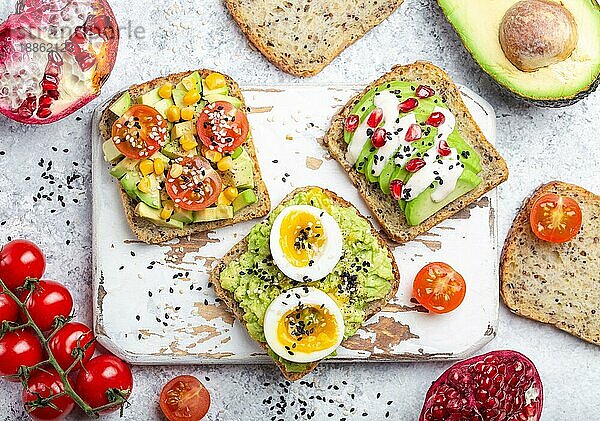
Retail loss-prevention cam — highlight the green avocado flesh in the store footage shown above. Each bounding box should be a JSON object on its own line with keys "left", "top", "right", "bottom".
{"left": 438, "top": 0, "right": 600, "bottom": 104}
{"left": 106, "top": 73, "right": 255, "bottom": 228}
{"left": 219, "top": 188, "right": 395, "bottom": 372}
{"left": 345, "top": 81, "right": 482, "bottom": 226}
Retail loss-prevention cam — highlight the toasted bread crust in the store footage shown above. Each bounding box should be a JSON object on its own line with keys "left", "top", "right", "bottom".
{"left": 322, "top": 61, "right": 509, "bottom": 243}
{"left": 500, "top": 181, "right": 600, "bottom": 346}
{"left": 98, "top": 69, "right": 270, "bottom": 244}
{"left": 210, "top": 187, "right": 401, "bottom": 380}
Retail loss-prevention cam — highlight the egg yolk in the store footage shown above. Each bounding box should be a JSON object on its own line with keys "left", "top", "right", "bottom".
{"left": 279, "top": 210, "right": 325, "bottom": 267}
{"left": 277, "top": 305, "right": 339, "bottom": 353}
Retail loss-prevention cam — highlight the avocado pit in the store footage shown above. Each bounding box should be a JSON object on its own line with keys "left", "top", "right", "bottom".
{"left": 499, "top": 0, "right": 578, "bottom": 72}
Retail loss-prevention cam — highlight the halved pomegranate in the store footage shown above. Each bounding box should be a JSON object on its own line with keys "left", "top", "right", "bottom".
{"left": 419, "top": 350, "right": 543, "bottom": 421}
{"left": 0, "top": 0, "right": 119, "bottom": 124}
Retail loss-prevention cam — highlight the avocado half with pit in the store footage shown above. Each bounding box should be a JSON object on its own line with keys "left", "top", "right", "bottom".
{"left": 437, "top": 0, "right": 600, "bottom": 106}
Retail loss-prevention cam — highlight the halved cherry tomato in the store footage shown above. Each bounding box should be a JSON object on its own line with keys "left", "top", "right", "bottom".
{"left": 19, "top": 280, "right": 73, "bottom": 332}
{"left": 0, "top": 287, "right": 19, "bottom": 324}
{"left": 112, "top": 105, "right": 167, "bottom": 159}
{"left": 0, "top": 239, "right": 46, "bottom": 291}
{"left": 22, "top": 369, "right": 74, "bottom": 421}
{"left": 0, "top": 329, "right": 44, "bottom": 380}
{"left": 49, "top": 322, "right": 96, "bottom": 372}
{"left": 413, "top": 262, "right": 466, "bottom": 314}
{"left": 165, "top": 156, "right": 222, "bottom": 211}
{"left": 196, "top": 101, "right": 249, "bottom": 154}
{"left": 160, "top": 375, "right": 211, "bottom": 421}
{"left": 530, "top": 193, "right": 582, "bottom": 243}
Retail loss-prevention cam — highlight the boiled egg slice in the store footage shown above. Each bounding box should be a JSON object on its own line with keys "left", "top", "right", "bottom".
{"left": 264, "top": 287, "right": 345, "bottom": 363}
{"left": 269, "top": 205, "right": 342, "bottom": 282}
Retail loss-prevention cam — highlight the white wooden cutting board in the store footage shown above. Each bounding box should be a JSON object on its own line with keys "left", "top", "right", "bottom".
{"left": 91, "top": 85, "right": 499, "bottom": 365}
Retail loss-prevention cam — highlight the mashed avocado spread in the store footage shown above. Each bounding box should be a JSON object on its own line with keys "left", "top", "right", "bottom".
{"left": 219, "top": 188, "right": 395, "bottom": 371}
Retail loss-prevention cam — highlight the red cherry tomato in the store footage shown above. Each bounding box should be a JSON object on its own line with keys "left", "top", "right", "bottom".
{"left": 159, "top": 375, "right": 211, "bottom": 421}
{"left": 75, "top": 355, "right": 133, "bottom": 414}
{"left": 530, "top": 193, "right": 583, "bottom": 243}
{"left": 196, "top": 101, "right": 249, "bottom": 153}
{"left": 22, "top": 369, "right": 74, "bottom": 421}
{"left": 165, "top": 156, "right": 222, "bottom": 211}
{"left": 0, "top": 329, "right": 44, "bottom": 380}
{"left": 49, "top": 322, "right": 96, "bottom": 372}
{"left": 0, "top": 287, "right": 19, "bottom": 324}
{"left": 413, "top": 262, "right": 466, "bottom": 314}
{"left": 0, "top": 239, "right": 46, "bottom": 291}
{"left": 112, "top": 105, "right": 167, "bottom": 159}
{"left": 19, "top": 280, "right": 73, "bottom": 332}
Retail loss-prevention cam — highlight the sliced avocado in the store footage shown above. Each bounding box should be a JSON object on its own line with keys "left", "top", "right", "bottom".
{"left": 193, "top": 205, "right": 234, "bottom": 222}
{"left": 172, "top": 86, "right": 187, "bottom": 109}
{"left": 171, "top": 208, "right": 194, "bottom": 224}
{"left": 437, "top": 0, "right": 600, "bottom": 106}
{"left": 404, "top": 169, "right": 482, "bottom": 226}
{"left": 109, "top": 92, "right": 132, "bottom": 117}
{"left": 202, "top": 79, "right": 228, "bottom": 96}
{"left": 232, "top": 189, "right": 257, "bottom": 213}
{"left": 161, "top": 138, "right": 194, "bottom": 159}
{"left": 355, "top": 142, "right": 374, "bottom": 175}
{"left": 102, "top": 139, "right": 123, "bottom": 163}
{"left": 181, "top": 74, "right": 197, "bottom": 91}
{"left": 231, "top": 146, "right": 244, "bottom": 159}
{"left": 140, "top": 87, "right": 162, "bottom": 107}
{"left": 110, "top": 158, "right": 139, "bottom": 179}
{"left": 172, "top": 120, "right": 195, "bottom": 139}
{"left": 204, "top": 94, "right": 243, "bottom": 109}
{"left": 225, "top": 149, "right": 255, "bottom": 189}
{"left": 135, "top": 202, "right": 184, "bottom": 229}
{"left": 120, "top": 171, "right": 141, "bottom": 200}
{"left": 135, "top": 174, "right": 161, "bottom": 210}
{"left": 154, "top": 98, "right": 175, "bottom": 119}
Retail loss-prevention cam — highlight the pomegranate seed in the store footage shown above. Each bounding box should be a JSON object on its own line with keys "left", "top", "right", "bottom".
{"left": 48, "top": 50, "right": 63, "bottom": 66}
{"left": 405, "top": 124, "right": 422, "bottom": 142}
{"left": 77, "top": 54, "right": 97, "bottom": 72}
{"left": 390, "top": 179, "right": 403, "bottom": 200}
{"left": 398, "top": 98, "right": 418, "bottom": 113}
{"left": 64, "top": 40, "right": 80, "bottom": 55}
{"left": 46, "top": 90, "right": 60, "bottom": 100}
{"left": 42, "top": 74, "right": 59, "bottom": 91}
{"left": 438, "top": 140, "right": 452, "bottom": 156}
{"left": 71, "top": 27, "right": 87, "bottom": 44}
{"left": 18, "top": 104, "right": 33, "bottom": 118}
{"left": 372, "top": 128, "right": 387, "bottom": 148}
{"left": 426, "top": 111, "right": 446, "bottom": 127}
{"left": 344, "top": 114, "right": 359, "bottom": 132}
{"left": 367, "top": 107, "right": 383, "bottom": 128}
{"left": 416, "top": 85, "right": 435, "bottom": 98}
{"left": 38, "top": 94, "right": 53, "bottom": 108}
{"left": 36, "top": 107, "right": 52, "bottom": 119}
{"left": 406, "top": 158, "right": 426, "bottom": 173}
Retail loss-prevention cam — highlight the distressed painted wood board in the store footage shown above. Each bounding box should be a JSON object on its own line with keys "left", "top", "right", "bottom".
{"left": 92, "top": 84, "right": 499, "bottom": 365}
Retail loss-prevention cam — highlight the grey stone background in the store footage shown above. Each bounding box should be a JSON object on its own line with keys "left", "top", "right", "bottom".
{"left": 0, "top": 0, "right": 599, "bottom": 419}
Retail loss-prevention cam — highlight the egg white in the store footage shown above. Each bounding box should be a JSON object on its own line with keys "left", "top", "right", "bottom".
{"left": 263, "top": 287, "right": 345, "bottom": 363}
{"left": 269, "top": 205, "right": 343, "bottom": 282}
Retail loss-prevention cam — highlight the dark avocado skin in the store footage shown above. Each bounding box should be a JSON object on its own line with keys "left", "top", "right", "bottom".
{"left": 437, "top": 0, "right": 600, "bottom": 108}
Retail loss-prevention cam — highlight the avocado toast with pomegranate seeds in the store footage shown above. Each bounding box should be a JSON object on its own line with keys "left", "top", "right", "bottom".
{"left": 323, "top": 61, "right": 509, "bottom": 243}
{"left": 98, "top": 69, "right": 270, "bottom": 244}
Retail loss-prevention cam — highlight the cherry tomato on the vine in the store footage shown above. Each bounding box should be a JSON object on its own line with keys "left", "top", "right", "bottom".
{"left": 19, "top": 280, "right": 73, "bottom": 332}
{"left": 0, "top": 287, "right": 19, "bottom": 324}
{"left": 0, "top": 240, "right": 46, "bottom": 291}
{"left": 22, "top": 369, "right": 74, "bottom": 420}
{"left": 49, "top": 322, "right": 96, "bottom": 372}
{"left": 0, "top": 329, "right": 44, "bottom": 380}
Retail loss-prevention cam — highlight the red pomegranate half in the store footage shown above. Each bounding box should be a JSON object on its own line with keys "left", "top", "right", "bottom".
{"left": 419, "top": 350, "right": 543, "bottom": 421}
{"left": 0, "top": 0, "right": 119, "bottom": 124}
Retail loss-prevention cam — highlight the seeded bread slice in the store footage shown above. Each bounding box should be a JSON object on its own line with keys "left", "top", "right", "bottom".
{"left": 225, "top": 0, "right": 405, "bottom": 77}
{"left": 98, "top": 69, "right": 270, "bottom": 244}
{"left": 322, "top": 61, "right": 509, "bottom": 243}
{"left": 210, "top": 187, "right": 401, "bottom": 381}
{"left": 501, "top": 181, "right": 600, "bottom": 346}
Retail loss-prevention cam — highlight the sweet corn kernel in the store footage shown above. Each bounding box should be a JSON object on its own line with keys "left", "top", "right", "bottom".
{"left": 160, "top": 206, "right": 174, "bottom": 220}
{"left": 166, "top": 106, "right": 181, "bottom": 123}
{"left": 217, "top": 191, "right": 232, "bottom": 206}
{"left": 139, "top": 159, "right": 154, "bottom": 176}
{"left": 183, "top": 89, "right": 200, "bottom": 106}
{"left": 223, "top": 186, "right": 239, "bottom": 202}
{"left": 181, "top": 107, "right": 195, "bottom": 121}
{"left": 153, "top": 159, "right": 165, "bottom": 175}
{"left": 179, "top": 133, "right": 198, "bottom": 151}
{"left": 158, "top": 84, "right": 172, "bottom": 99}
{"left": 170, "top": 163, "right": 183, "bottom": 178}
{"left": 137, "top": 176, "right": 151, "bottom": 193}
{"left": 205, "top": 73, "right": 226, "bottom": 91}
{"left": 204, "top": 149, "right": 223, "bottom": 163}
{"left": 217, "top": 156, "right": 233, "bottom": 172}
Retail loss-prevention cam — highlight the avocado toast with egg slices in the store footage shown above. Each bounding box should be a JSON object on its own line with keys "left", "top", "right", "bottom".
{"left": 210, "top": 187, "right": 400, "bottom": 381}
{"left": 99, "top": 69, "right": 270, "bottom": 244}
{"left": 323, "top": 61, "right": 509, "bottom": 243}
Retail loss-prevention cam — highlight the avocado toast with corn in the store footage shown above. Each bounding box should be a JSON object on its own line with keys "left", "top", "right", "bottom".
{"left": 99, "top": 69, "right": 270, "bottom": 244}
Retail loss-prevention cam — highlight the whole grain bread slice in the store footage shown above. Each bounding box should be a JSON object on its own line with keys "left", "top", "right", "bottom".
{"left": 98, "top": 69, "right": 270, "bottom": 244}
{"left": 210, "top": 187, "right": 401, "bottom": 381}
{"left": 322, "top": 61, "right": 509, "bottom": 243}
{"left": 225, "top": 0, "right": 405, "bottom": 77}
{"left": 500, "top": 181, "right": 600, "bottom": 346}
